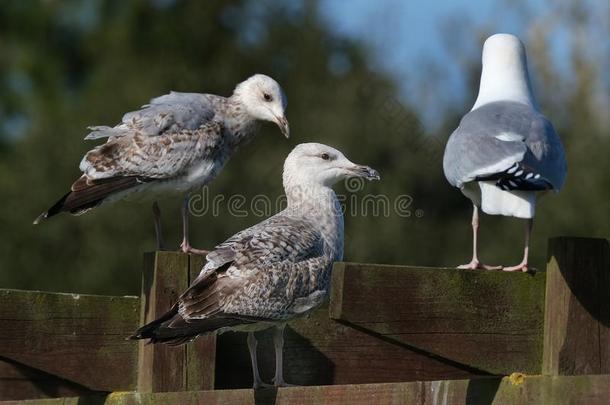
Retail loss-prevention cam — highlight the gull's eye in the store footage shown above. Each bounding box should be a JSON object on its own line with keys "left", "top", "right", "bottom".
{"left": 263, "top": 93, "right": 273, "bottom": 102}
{"left": 320, "top": 153, "right": 330, "bottom": 161}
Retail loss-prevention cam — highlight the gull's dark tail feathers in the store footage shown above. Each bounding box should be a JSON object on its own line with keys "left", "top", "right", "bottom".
{"left": 129, "top": 303, "right": 192, "bottom": 345}
{"left": 129, "top": 304, "right": 244, "bottom": 346}
{"left": 33, "top": 175, "right": 146, "bottom": 224}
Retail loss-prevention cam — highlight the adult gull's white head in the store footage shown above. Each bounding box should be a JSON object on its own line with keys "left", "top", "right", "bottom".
{"left": 233, "top": 74, "right": 289, "bottom": 137}
{"left": 283, "top": 143, "right": 380, "bottom": 190}
{"left": 472, "top": 33, "right": 537, "bottom": 111}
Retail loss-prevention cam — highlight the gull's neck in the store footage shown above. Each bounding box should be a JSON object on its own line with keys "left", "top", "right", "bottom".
{"left": 224, "top": 97, "right": 259, "bottom": 148}
{"left": 472, "top": 54, "right": 537, "bottom": 111}
{"left": 285, "top": 183, "right": 344, "bottom": 261}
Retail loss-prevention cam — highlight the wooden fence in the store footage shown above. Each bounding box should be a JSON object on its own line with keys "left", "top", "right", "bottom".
{"left": 0, "top": 236, "right": 608, "bottom": 404}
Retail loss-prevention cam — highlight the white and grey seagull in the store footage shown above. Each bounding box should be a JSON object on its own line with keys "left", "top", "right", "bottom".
{"left": 443, "top": 33, "right": 567, "bottom": 272}
{"left": 130, "top": 142, "right": 380, "bottom": 388}
{"left": 34, "top": 74, "right": 289, "bottom": 254}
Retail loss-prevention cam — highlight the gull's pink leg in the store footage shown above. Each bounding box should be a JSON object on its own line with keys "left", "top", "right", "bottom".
{"left": 503, "top": 218, "right": 533, "bottom": 272}
{"left": 152, "top": 201, "right": 167, "bottom": 251}
{"left": 272, "top": 323, "right": 296, "bottom": 387}
{"left": 180, "top": 195, "right": 209, "bottom": 255}
{"left": 247, "top": 332, "right": 272, "bottom": 389}
{"left": 457, "top": 205, "right": 502, "bottom": 270}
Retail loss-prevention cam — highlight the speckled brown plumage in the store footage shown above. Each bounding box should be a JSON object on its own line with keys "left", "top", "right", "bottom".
{"left": 131, "top": 143, "right": 382, "bottom": 345}
{"left": 34, "top": 74, "right": 288, "bottom": 224}
{"left": 131, "top": 143, "right": 379, "bottom": 388}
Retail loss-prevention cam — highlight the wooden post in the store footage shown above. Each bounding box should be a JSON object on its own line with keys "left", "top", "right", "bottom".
{"left": 186, "top": 255, "right": 217, "bottom": 391}
{"left": 136, "top": 251, "right": 216, "bottom": 392}
{"left": 543, "top": 237, "right": 610, "bottom": 375}
{"left": 137, "top": 252, "right": 189, "bottom": 392}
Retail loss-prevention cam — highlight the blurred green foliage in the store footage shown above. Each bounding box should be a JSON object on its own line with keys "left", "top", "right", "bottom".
{"left": 0, "top": 0, "right": 607, "bottom": 295}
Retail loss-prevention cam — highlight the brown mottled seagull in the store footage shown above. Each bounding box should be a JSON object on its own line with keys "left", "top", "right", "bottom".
{"left": 34, "top": 74, "right": 289, "bottom": 254}
{"left": 130, "top": 143, "right": 380, "bottom": 388}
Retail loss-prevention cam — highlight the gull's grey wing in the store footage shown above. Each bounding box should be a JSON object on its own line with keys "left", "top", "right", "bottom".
{"left": 443, "top": 101, "right": 566, "bottom": 191}
{"left": 85, "top": 92, "right": 221, "bottom": 140}
{"left": 205, "top": 215, "right": 324, "bottom": 269}
{"left": 79, "top": 120, "right": 226, "bottom": 180}
{"left": 177, "top": 215, "right": 329, "bottom": 323}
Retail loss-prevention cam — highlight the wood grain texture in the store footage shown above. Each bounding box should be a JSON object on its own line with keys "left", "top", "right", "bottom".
{"left": 329, "top": 262, "right": 545, "bottom": 375}
{"left": 186, "top": 254, "right": 216, "bottom": 391}
{"left": 0, "top": 356, "right": 99, "bottom": 401}
{"left": 136, "top": 252, "right": 216, "bottom": 393}
{"left": 0, "top": 289, "right": 139, "bottom": 400}
{"left": 275, "top": 374, "right": 610, "bottom": 405}
{"left": 134, "top": 255, "right": 497, "bottom": 389}
{"left": 4, "top": 374, "right": 610, "bottom": 405}
{"left": 215, "top": 304, "right": 480, "bottom": 389}
{"left": 600, "top": 239, "right": 610, "bottom": 372}
{"left": 6, "top": 237, "right": 608, "bottom": 402}
{"left": 136, "top": 252, "right": 189, "bottom": 393}
{"left": 542, "top": 237, "right": 610, "bottom": 375}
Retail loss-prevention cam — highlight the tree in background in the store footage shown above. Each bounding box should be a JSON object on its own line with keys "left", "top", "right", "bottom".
{"left": 0, "top": 0, "right": 416, "bottom": 294}
{"left": 0, "top": 0, "right": 607, "bottom": 295}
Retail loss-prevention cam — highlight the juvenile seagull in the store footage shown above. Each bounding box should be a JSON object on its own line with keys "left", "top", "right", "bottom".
{"left": 34, "top": 74, "right": 289, "bottom": 254}
{"left": 131, "top": 143, "right": 379, "bottom": 388}
{"left": 443, "top": 34, "right": 566, "bottom": 272}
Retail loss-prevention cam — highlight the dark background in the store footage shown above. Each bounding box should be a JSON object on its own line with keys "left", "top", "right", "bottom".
{"left": 0, "top": 0, "right": 608, "bottom": 295}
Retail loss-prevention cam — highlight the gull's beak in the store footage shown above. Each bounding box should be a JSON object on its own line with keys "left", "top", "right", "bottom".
{"left": 274, "top": 115, "right": 290, "bottom": 138}
{"left": 349, "top": 164, "right": 380, "bottom": 181}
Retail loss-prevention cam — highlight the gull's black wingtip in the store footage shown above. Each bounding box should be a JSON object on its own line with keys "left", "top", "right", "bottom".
{"left": 33, "top": 212, "right": 48, "bottom": 225}
{"left": 33, "top": 191, "right": 72, "bottom": 225}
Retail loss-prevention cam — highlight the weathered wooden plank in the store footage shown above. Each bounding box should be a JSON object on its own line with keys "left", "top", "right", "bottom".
{"left": 275, "top": 374, "right": 610, "bottom": 405}
{"left": 136, "top": 252, "right": 189, "bottom": 393}
{"left": 134, "top": 253, "right": 484, "bottom": 389}
{"left": 328, "top": 262, "right": 545, "bottom": 375}
{"left": 0, "top": 388, "right": 258, "bottom": 405}
{"left": 542, "top": 237, "right": 610, "bottom": 375}
{"left": 4, "top": 374, "right": 610, "bottom": 405}
{"left": 0, "top": 359, "right": 95, "bottom": 401}
{"left": 0, "top": 289, "right": 139, "bottom": 400}
{"left": 600, "top": 239, "right": 610, "bottom": 373}
{"left": 215, "top": 304, "right": 480, "bottom": 389}
{"left": 186, "top": 254, "right": 216, "bottom": 391}
{"left": 136, "top": 252, "right": 217, "bottom": 393}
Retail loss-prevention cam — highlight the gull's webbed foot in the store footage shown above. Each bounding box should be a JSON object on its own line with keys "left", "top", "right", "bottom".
{"left": 180, "top": 240, "right": 209, "bottom": 256}
{"left": 457, "top": 260, "right": 502, "bottom": 271}
{"left": 502, "top": 262, "right": 529, "bottom": 272}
